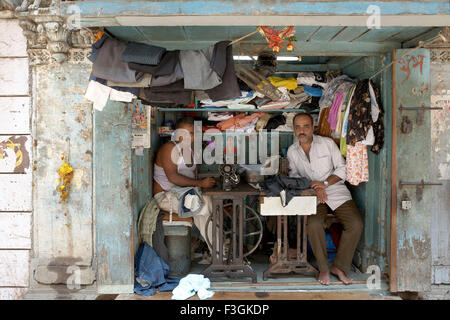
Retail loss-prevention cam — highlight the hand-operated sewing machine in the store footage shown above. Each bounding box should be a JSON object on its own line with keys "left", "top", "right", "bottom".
{"left": 219, "top": 164, "right": 240, "bottom": 191}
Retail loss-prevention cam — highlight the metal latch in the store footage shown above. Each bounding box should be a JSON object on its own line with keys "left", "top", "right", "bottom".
{"left": 399, "top": 103, "right": 443, "bottom": 126}
{"left": 399, "top": 179, "right": 443, "bottom": 201}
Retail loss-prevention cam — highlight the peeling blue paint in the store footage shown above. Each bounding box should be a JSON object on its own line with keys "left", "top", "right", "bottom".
{"left": 62, "top": 1, "right": 450, "bottom": 17}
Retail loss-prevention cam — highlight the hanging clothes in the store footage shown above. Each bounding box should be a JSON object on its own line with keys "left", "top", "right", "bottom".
{"left": 319, "top": 75, "right": 356, "bottom": 110}
{"left": 346, "top": 80, "right": 371, "bottom": 145}
{"left": 317, "top": 107, "right": 332, "bottom": 138}
{"left": 128, "top": 50, "right": 180, "bottom": 77}
{"left": 106, "top": 73, "right": 153, "bottom": 88}
{"left": 180, "top": 45, "right": 223, "bottom": 90}
{"left": 205, "top": 41, "right": 242, "bottom": 102}
{"left": 346, "top": 142, "right": 369, "bottom": 186}
{"left": 120, "top": 41, "right": 166, "bottom": 66}
{"left": 368, "top": 80, "right": 385, "bottom": 154}
{"left": 85, "top": 80, "right": 136, "bottom": 111}
{"left": 334, "top": 84, "right": 356, "bottom": 139}
{"left": 141, "top": 80, "right": 192, "bottom": 105}
{"left": 327, "top": 92, "right": 344, "bottom": 131}
{"left": 92, "top": 37, "right": 143, "bottom": 83}
{"left": 339, "top": 84, "right": 357, "bottom": 156}
{"left": 149, "top": 61, "right": 184, "bottom": 87}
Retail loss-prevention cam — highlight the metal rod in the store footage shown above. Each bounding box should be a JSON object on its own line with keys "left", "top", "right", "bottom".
{"left": 369, "top": 34, "right": 441, "bottom": 80}
{"left": 238, "top": 202, "right": 244, "bottom": 261}
{"left": 296, "top": 216, "right": 301, "bottom": 261}
{"left": 399, "top": 181, "right": 443, "bottom": 186}
{"left": 232, "top": 202, "right": 237, "bottom": 262}
{"left": 399, "top": 107, "right": 443, "bottom": 110}
{"left": 228, "top": 28, "right": 259, "bottom": 46}
{"left": 219, "top": 201, "right": 223, "bottom": 263}
{"left": 283, "top": 216, "right": 288, "bottom": 259}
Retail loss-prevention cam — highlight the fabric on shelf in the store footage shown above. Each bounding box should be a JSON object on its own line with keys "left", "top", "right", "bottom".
{"left": 268, "top": 76, "right": 298, "bottom": 90}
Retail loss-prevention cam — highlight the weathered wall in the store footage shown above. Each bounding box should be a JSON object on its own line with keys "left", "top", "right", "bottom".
{"left": 0, "top": 18, "right": 32, "bottom": 300}
{"left": 30, "top": 51, "right": 95, "bottom": 288}
{"left": 430, "top": 49, "right": 450, "bottom": 286}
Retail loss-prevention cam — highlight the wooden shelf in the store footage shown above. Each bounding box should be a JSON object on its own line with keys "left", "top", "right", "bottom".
{"left": 156, "top": 107, "right": 319, "bottom": 113}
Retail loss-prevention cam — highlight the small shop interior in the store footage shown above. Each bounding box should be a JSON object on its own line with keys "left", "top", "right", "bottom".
{"left": 85, "top": 26, "right": 388, "bottom": 287}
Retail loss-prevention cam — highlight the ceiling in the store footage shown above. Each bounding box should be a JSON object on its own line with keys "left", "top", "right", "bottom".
{"left": 105, "top": 25, "right": 442, "bottom": 53}
{"left": 104, "top": 25, "right": 443, "bottom": 72}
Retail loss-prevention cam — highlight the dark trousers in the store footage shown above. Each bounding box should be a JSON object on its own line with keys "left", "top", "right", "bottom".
{"left": 307, "top": 200, "right": 363, "bottom": 274}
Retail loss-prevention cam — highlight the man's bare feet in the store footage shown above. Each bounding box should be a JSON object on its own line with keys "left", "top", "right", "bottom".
{"left": 330, "top": 265, "right": 353, "bottom": 285}
{"left": 317, "top": 271, "right": 330, "bottom": 285}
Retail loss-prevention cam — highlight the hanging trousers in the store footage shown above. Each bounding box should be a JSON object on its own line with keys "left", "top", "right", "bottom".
{"left": 306, "top": 200, "right": 363, "bottom": 274}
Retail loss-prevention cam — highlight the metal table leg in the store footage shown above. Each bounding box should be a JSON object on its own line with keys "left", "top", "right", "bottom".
{"left": 202, "top": 196, "right": 257, "bottom": 283}
{"left": 263, "top": 215, "right": 318, "bottom": 280}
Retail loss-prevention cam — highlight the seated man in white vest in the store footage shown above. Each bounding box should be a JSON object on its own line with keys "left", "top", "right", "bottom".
{"left": 152, "top": 117, "right": 216, "bottom": 263}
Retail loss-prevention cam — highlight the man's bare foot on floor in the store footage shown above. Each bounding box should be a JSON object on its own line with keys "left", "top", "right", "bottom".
{"left": 317, "top": 271, "right": 330, "bottom": 285}
{"left": 330, "top": 265, "right": 353, "bottom": 285}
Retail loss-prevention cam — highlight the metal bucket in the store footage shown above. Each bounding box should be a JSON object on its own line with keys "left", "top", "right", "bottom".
{"left": 164, "top": 224, "right": 191, "bottom": 276}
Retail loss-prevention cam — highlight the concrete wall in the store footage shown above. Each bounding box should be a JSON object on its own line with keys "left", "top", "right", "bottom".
{"left": 429, "top": 49, "right": 450, "bottom": 287}
{"left": 0, "top": 18, "right": 32, "bottom": 300}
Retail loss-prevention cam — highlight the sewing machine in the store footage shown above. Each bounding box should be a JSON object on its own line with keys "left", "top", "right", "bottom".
{"left": 219, "top": 164, "right": 240, "bottom": 191}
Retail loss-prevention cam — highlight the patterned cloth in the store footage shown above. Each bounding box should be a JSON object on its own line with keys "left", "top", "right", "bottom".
{"left": 345, "top": 79, "right": 384, "bottom": 154}
{"left": 346, "top": 142, "right": 369, "bottom": 186}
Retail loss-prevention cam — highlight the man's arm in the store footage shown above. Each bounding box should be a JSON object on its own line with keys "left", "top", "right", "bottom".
{"left": 287, "top": 147, "right": 301, "bottom": 178}
{"left": 160, "top": 143, "right": 214, "bottom": 188}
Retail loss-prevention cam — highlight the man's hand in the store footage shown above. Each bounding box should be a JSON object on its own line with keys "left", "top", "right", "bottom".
{"left": 315, "top": 188, "right": 328, "bottom": 204}
{"left": 199, "top": 177, "right": 216, "bottom": 189}
{"left": 311, "top": 181, "right": 327, "bottom": 190}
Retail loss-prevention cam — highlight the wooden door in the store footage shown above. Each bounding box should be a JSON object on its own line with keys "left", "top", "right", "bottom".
{"left": 94, "top": 101, "right": 134, "bottom": 294}
{"left": 391, "top": 48, "right": 432, "bottom": 292}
